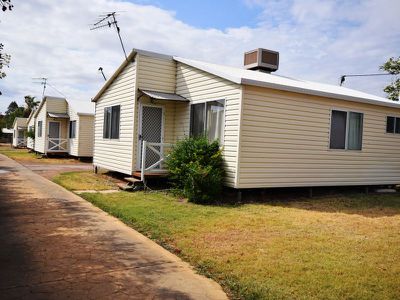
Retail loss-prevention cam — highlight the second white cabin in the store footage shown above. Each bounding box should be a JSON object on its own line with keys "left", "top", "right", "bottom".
{"left": 33, "top": 96, "right": 94, "bottom": 157}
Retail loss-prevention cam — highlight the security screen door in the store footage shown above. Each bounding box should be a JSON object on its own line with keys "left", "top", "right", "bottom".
{"left": 139, "top": 105, "right": 163, "bottom": 169}
{"left": 48, "top": 121, "right": 60, "bottom": 150}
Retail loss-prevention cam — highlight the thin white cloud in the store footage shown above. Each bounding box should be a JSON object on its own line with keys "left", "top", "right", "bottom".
{"left": 0, "top": 0, "right": 399, "bottom": 114}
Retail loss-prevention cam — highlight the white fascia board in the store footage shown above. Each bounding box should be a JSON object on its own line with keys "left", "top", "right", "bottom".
{"left": 173, "top": 57, "right": 242, "bottom": 84}
{"left": 241, "top": 78, "right": 400, "bottom": 109}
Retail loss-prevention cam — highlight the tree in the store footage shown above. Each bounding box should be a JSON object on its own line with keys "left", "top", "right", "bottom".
{"left": 0, "top": 1, "right": 13, "bottom": 95}
{"left": 1, "top": 0, "right": 13, "bottom": 11}
{"left": 380, "top": 56, "right": 400, "bottom": 101}
{"left": 6, "top": 101, "right": 19, "bottom": 114}
{"left": 24, "top": 95, "right": 39, "bottom": 116}
{"left": 0, "top": 43, "right": 10, "bottom": 79}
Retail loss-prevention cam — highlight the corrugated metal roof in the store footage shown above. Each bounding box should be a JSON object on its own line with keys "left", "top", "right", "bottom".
{"left": 48, "top": 112, "right": 69, "bottom": 118}
{"left": 140, "top": 89, "right": 189, "bottom": 102}
{"left": 174, "top": 57, "right": 400, "bottom": 109}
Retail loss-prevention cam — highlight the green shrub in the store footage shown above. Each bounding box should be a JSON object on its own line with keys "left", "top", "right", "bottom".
{"left": 26, "top": 129, "right": 35, "bottom": 140}
{"left": 166, "top": 136, "right": 224, "bottom": 203}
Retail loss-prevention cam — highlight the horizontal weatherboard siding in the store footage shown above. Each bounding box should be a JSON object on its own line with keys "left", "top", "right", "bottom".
{"left": 176, "top": 62, "right": 242, "bottom": 188}
{"left": 93, "top": 61, "right": 136, "bottom": 175}
{"left": 237, "top": 85, "right": 400, "bottom": 188}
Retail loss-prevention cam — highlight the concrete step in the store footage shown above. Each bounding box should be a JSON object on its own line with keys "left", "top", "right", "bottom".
{"left": 117, "top": 183, "right": 133, "bottom": 191}
{"left": 124, "top": 177, "right": 142, "bottom": 183}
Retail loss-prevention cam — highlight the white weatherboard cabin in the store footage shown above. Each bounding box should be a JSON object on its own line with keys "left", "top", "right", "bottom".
{"left": 92, "top": 48, "right": 400, "bottom": 189}
{"left": 33, "top": 96, "right": 95, "bottom": 157}
{"left": 12, "top": 117, "right": 28, "bottom": 148}
{"left": 26, "top": 110, "right": 36, "bottom": 150}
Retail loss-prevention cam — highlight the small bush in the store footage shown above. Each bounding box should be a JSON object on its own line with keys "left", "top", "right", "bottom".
{"left": 26, "top": 129, "right": 35, "bottom": 140}
{"left": 166, "top": 136, "right": 224, "bottom": 203}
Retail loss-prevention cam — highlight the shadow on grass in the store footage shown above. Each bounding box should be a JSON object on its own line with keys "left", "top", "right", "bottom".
{"left": 222, "top": 186, "right": 400, "bottom": 218}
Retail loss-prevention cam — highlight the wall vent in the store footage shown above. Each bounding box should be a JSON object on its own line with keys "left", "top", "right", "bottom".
{"left": 244, "top": 48, "right": 279, "bottom": 73}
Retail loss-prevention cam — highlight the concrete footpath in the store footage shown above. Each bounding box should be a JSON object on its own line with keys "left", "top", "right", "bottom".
{"left": 0, "top": 154, "right": 227, "bottom": 300}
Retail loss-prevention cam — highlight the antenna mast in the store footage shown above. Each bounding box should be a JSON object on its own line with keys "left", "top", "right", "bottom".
{"left": 32, "top": 77, "right": 48, "bottom": 98}
{"left": 90, "top": 12, "right": 128, "bottom": 60}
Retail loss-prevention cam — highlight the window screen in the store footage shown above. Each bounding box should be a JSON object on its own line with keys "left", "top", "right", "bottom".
{"left": 69, "top": 121, "right": 76, "bottom": 139}
{"left": 103, "top": 107, "right": 111, "bottom": 138}
{"left": 387, "top": 116, "right": 395, "bottom": 133}
{"left": 330, "top": 110, "right": 347, "bottom": 149}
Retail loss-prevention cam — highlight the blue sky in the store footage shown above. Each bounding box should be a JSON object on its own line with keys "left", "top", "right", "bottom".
{"left": 0, "top": 0, "right": 399, "bottom": 114}
{"left": 132, "top": 0, "right": 261, "bottom": 29}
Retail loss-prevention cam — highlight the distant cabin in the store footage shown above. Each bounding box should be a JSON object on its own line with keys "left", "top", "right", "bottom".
{"left": 12, "top": 117, "right": 28, "bottom": 148}
{"left": 32, "top": 96, "right": 94, "bottom": 157}
{"left": 92, "top": 48, "right": 400, "bottom": 189}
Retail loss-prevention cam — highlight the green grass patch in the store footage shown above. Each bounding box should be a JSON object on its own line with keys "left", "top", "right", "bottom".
{"left": 0, "top": 144, "right": 81, "bottom": 164}
{"left": 53, "top": 171, "right": 117, "bottom": 191}
{"left": 79, "top": 191, "right": 400, "bottom": 300}
{"left": 0, "top": 145, "right": 38, "bottom": 160}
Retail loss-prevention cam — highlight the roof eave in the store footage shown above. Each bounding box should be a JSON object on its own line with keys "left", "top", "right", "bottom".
{"left": 77, "top": 112, "right": 95, "bottom": 116}
{"left": 92, "top": 51, "right": 138, "bottom": 102}
{"left": 173, "top": 57, "right": 242, "bottom": 84}
{"left": 241, "top": 78, "right": 399, "bottom": 109}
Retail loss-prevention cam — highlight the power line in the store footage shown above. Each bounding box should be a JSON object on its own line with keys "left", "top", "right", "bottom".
{"left": 47, "top": 82, "right": 67, "bottom": 98}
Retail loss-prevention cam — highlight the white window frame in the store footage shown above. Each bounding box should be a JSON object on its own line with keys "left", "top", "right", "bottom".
{"left": 189, "top": 99, "right": 226, "bottom": 144}
{"left": 69, "top": 120, "right": 77, "bottom": 139}
{"left": 385, "top": 115, "right": 400, "bottom": 135}
{"left": 329, "top": 108, "right": 364, "bottom": 151}
{"left": 37, "top": 121, "right": 43, "bottom": 137}
{"left": 103, "top": 105, "right": 120, "bottom": 140}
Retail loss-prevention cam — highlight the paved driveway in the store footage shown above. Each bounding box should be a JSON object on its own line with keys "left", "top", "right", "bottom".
{"left": 22, "top": 162, "right": 93, "bottom": 180}
{"left": 0, "top": 154, "right": 227, "bottom": 300}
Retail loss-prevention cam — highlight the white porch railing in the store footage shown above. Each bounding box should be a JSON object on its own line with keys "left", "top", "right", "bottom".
{"left": 17, "top": 138, "right": 27, "bottom": 148}
{"left": 47, "top": 138, "right": 68, "bottom": 152}
{"left": 140, "top": 141, "right": 172, "bottom": 182}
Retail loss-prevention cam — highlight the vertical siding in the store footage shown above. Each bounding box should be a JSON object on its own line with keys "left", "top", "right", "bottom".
{"left": 238, "top": 85, "right": 400, "bottom": 188}
{"left": 175, "top": 62, "right": 242, "bottom": 188}
{"left": 77, "top": 115, "right": 94, "bottom": 157}
{"left": 132, "top": 54, "right": 179, "bottom": 170}
{"left": 136, "top": 55, "right": 176, "bottom": 93}
{"left": 93, "top": 61, "right": 136, "bottom": 175}
{"left": 47, "top": 98, "right": 68, "bottom": 113}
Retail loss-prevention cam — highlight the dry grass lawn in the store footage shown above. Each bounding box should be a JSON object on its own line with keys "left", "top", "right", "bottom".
{"left": 53, "top": 171, "right": 119, "bottom": 191}
{"left": 53, "top": 170, "right": 400, "bottom": 299}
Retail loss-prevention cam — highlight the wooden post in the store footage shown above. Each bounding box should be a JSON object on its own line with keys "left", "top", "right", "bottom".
{"left": 309, "top": 187, "right": 313, "bottom": 198}
{"left": 365, "top": 186, "right": 369, "bottom": 195}
{"left": 141, "top": 141, "right": 147, "bottom": 183}
{"left": 237, "top": 190, "right": 242, "bottom": 202}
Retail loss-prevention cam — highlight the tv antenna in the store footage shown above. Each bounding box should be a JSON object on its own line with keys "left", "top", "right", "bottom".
{"left": 339, "top": 73, "right": 392, "bottom": 86}
{"left": 98, "top": 67, "right": 107, "bottom": 81}
{"left": 32, "top": 77, "right": 47, "bottom": 98}
{"left": 90, "top": 12, "right": 128, "bottom": 60}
